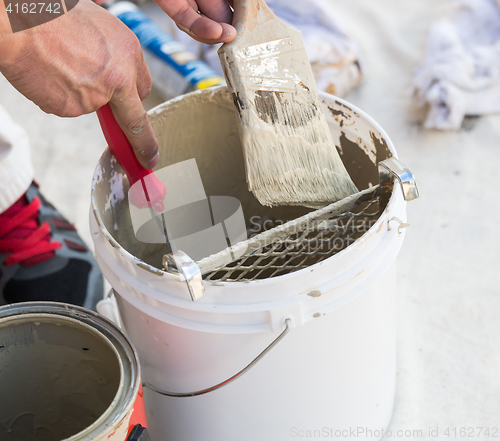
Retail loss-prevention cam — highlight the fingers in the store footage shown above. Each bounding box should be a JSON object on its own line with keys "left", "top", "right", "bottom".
{"left": 197, "top": 0, "right": 232, "bottom": 24}
{"left": 175, "top": 20, "right": 235, "bottom": 44}
{"left": 155, "top": 0, "right": 236, "bottom": 44}
{"left": 109, "top": 91, "right": 159, "bottom": 169}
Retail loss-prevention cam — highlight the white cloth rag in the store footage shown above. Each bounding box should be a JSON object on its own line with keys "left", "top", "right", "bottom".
{"left": 413, "top": 0, "right": 500, "bottom": 130}
{"left": 171, "top": 0, "right": 363, "bottom": 97}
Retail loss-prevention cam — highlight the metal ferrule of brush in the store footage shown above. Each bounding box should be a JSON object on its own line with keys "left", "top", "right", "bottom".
{"left": 220, "top": 37, "right": 306, "bottom": 94}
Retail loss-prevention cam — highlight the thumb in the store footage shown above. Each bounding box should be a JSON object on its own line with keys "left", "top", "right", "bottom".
{"left": 109, "top": 92, "right": 159, "bottom": 169}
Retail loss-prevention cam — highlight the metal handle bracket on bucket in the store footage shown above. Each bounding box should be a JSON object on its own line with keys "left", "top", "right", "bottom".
{"left": 163, "top": 251, "right": 204, "bottom": 301}
{"left": 143, "top": 318, "right": 291, "bottom": 398}
{"left": 378, "top": 157, "right": 419, "bottom": 207}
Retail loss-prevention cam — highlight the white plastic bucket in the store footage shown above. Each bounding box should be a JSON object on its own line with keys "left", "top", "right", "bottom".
{"left": 90, "top": 87, "right": 410, "bottom": 441}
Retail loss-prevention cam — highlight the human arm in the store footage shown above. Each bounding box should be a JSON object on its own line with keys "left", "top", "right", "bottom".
{"left": 0, "top": 0, "right": 159, "bottom": 168}
{"left": 0, "top": 0, "right": 237, "bottom": 167}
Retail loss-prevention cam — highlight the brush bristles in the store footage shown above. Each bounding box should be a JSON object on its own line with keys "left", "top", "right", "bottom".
{"left": 241, "top": 97, "right": 359, "bottom": 207}
{"left": 245, "top": 135, "right": 359, "bottom": 206}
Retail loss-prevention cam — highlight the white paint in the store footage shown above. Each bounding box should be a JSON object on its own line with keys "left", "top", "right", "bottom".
{"left": 90, "top": 87, "right": 408, "bottom": 441}
{"left": 109, "top": 171, "right": 125, "bottom": 208}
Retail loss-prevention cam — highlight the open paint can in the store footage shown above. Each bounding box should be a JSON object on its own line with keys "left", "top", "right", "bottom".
{"left": 0, "top": 302, "right": 148, "bottom": 440}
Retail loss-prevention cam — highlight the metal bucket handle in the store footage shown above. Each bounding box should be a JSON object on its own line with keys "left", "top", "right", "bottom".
{"left": 143, "top": 318, "right": 291, "bottom": 398}
{"left": 98, "top": 294, "right": 292, "bottom": 398}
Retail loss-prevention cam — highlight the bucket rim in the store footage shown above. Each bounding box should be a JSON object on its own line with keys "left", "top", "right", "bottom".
{"left": 0, "top": 301, "right": 141, "bottom": 440}
{"left": 90, "top": 87, "right": 401, "bottom": 287}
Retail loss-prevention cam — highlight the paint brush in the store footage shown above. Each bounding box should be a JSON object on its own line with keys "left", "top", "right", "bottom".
{"left": 96, "top": 104, "right": 169, "bottom": 243}
{"left": 218, "top": 0, "right": 359, "bottom": 207}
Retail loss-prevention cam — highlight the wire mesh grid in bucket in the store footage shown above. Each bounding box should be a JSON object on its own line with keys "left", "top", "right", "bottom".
{"left": 204, "top": 192, "right": 381, "bottom": 282}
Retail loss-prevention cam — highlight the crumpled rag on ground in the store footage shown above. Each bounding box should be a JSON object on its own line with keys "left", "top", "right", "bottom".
{"left": 413, "top": 0, "right": 500, "bottom": 129}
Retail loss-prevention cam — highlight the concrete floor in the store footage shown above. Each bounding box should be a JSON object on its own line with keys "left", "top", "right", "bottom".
{"left": 0, "top": 0, "right": 499, "bottom": 439}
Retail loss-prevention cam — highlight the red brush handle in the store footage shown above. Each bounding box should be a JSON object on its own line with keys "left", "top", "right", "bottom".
{"left": 97, "top": 103, "right": 166, "bottom": 212}
{"left": 96, "top": 103, "right": 151, "bottom": 185}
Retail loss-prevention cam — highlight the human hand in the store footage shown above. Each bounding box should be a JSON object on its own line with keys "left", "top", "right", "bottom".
{"left": 0, "top": 0, "right": 158, "bottom": 168}
{"left": 155, "top": 0, "right": 236, "bottom": 44}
